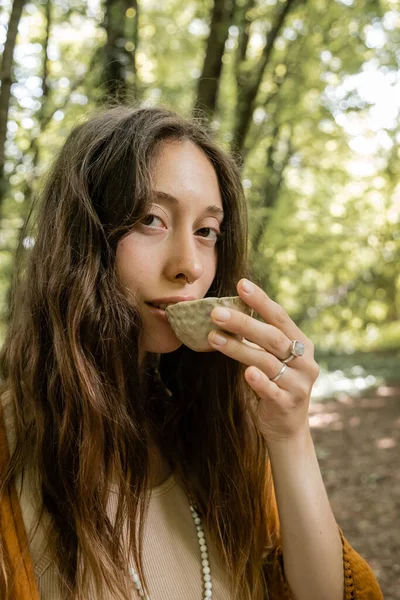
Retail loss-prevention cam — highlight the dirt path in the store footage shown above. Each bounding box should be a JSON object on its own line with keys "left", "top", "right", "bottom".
{"left": 309, "top": 384, "right": 400, "bottom": 599}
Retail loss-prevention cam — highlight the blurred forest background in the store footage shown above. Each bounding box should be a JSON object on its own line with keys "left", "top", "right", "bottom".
{"left": 0, "top": 0, "right": 399, "bottom": 597}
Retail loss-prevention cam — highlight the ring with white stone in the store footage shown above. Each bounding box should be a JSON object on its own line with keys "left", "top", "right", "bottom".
{"left": 282, "top": 340, "right": 305, "bottom": 364}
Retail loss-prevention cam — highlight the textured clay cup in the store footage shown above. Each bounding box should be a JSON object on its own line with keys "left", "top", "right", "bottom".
{"left": 164, "top": 296, "right": 253, "bottom": 352}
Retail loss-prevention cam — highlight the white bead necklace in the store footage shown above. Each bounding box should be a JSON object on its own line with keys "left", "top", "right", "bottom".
{"left": 129, "top": 492, "right": 213, "bottom": 599}
{"left": 133, "top": 363, "right": 213, "bottom": 597}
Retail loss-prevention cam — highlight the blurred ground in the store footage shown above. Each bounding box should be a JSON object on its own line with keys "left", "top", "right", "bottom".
{"left": 310, "top": 379, "right": 400, "bottom": 599}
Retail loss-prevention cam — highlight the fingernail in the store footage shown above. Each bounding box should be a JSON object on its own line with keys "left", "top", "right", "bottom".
{"left": 210, "top": 332, "right": 227, "bottom": 346}
{"left": 212, "top": 307, "right": 230, "bottom": 321}
{"left": 242, "top": 279, "right": 253, "bottom": 293}
{"left": 249, "top": 369, "right": 260, "bottom": 382}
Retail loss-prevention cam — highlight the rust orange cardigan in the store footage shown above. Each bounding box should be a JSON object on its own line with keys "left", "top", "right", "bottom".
{"left": 0, "top": 401, "right": 384, "bottom": 599}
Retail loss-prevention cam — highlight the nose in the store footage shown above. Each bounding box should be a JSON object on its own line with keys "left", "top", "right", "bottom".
{"left": 167, "top": 230, "right": 204, "bottom": 284}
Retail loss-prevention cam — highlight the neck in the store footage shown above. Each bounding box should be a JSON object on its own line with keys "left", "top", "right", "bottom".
{"left": 147, "top": 436, "right": 172, "bottom": 488}
{"left": 144, "top": 354, "right": 172, "bottom": 488}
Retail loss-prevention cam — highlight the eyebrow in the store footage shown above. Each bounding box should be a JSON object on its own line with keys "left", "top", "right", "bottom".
{"left": 151, "top": 190, "right": 224, "bottom": 219}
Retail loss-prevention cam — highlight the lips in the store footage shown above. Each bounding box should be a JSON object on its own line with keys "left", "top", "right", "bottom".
{"left": 146, "top": 302, "right": 168, "bottom": 310}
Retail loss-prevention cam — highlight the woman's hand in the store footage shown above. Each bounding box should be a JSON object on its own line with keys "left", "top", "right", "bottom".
{"left": 208, "top": 279, "right": 320, "bottom": 446}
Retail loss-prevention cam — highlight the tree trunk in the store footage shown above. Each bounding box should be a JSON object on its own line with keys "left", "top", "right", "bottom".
{"left": 3, "top": 0, "right": 53, "bottom": 318}
{"left": 234, "top": 0, "right": 256, "bottom": 71}
{"left": 231, "top": 0, "right": 298, "bottom": 156}
{"left": 0, "top": 0, "right": 27, "bottom": 212}
{"left": 193, "top": 0, "right": 235, "bottom": 121}
{"left": 130, "top": 0, "right": 140, "bottom": 101}
{"left": 251, "top": 127, "right": 293, "bottom": 256}
{"left": 100, "top": 0, "right": 137, "bottom": 104}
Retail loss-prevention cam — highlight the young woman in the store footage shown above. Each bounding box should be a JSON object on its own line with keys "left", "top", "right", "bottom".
{"left": 0, "top": 105, "right": 383, "bottom": 600}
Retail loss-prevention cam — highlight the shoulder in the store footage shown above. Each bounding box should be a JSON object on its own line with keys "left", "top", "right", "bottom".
{"left": 0, "top": 387, "right": 55, "bottom": 582}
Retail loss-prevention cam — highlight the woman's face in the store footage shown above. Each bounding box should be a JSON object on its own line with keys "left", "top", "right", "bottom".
{"left": 116, "top": 139, "right": 224, "bottom": 362}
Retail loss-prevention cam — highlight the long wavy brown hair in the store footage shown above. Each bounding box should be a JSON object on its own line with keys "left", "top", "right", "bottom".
{"left": 0, "top": 104, "right": 276, "bottom": 599}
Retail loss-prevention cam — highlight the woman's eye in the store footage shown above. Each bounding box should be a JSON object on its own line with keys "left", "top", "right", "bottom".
{"left": 141, "top": 214, "right": 162, "bottom": 227}
{"left": 197, "top": 227, "right": 222, "bottom": 242}
{"left": 141, "top": 214, "right": 222, "bottom": 241}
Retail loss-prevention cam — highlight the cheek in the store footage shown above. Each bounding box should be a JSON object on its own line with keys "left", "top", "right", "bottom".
{"left": 115, "top": 242, "right": 128, "bottom": 281}
{"left": 210, "top": 251, "right": 218, "bottom": 277}
{"left": 116, "top": 239, "right": 152, "bottom": 288}
{"left": 116, "top": 240, "right": 139, "bottom": 285}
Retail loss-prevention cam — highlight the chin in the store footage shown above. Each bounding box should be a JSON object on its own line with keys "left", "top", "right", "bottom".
{"left": 142, "top": 331, "right": 183, "bottom": 355}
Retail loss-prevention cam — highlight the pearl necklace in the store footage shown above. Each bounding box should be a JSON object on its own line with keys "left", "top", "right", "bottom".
{"left": 132, "top": 363, "right": 213, "bottom": 597}
{"left": 129, "top": 492, "right": 213, "bottom": 599}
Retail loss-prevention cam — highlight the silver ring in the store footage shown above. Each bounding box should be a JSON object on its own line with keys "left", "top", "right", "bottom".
{"left": 282, "top": 340, "right": 305, "bottom": 364}
{"left": 270, "top": 362, "right": 288, "bottom": 383}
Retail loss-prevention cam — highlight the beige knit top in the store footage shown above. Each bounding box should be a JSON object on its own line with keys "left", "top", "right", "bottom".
{"left": 1, "top": 389, "right": 385, "bottom": 600}
{"left": 37, "top": 474, "right": 234, "bottom": 599}
{"left": 2, "top": 389, "right": 233, "bottom": 599}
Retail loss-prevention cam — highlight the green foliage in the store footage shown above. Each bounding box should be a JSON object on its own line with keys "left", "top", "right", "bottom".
{"left": 0, "top": 0, "right": 399, "bottom": 353}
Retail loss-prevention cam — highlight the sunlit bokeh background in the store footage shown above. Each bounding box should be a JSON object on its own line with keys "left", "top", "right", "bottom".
{"left": 1, "top": 0, "right": 399, "bottom": 396}
{"left": 1, "top": 1, "right": 400, "bottom": 595}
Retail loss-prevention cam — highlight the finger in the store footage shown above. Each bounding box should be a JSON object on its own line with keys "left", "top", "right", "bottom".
{"left": 237, "top": 279, "right": 310, "bottom": 348}
{"left": 207, "top": 329, "right": 309, "bottom": 394}
{"left": 244, "top": 366, "right": 287, "bottom": 402}
{"left": 210, "top": 306, "right": 293, "bottom": 363}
